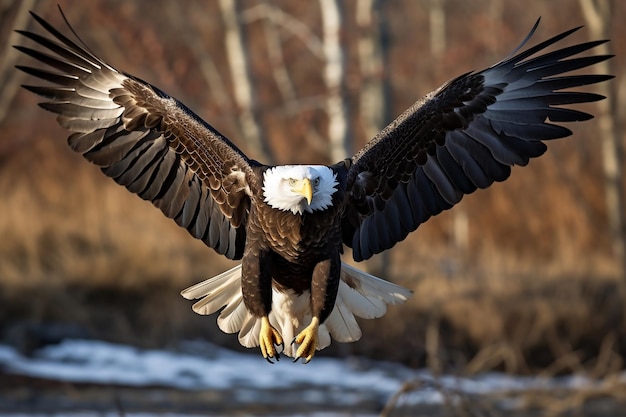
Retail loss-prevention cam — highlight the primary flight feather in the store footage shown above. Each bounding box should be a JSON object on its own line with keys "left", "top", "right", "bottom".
{"left": 16, "top": 10, "right": 612, "bottom": 363}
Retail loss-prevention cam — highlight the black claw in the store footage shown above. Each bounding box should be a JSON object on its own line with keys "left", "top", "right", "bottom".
{"left": 293, "top": 356, "right": 301, "bottom": 363}
{"left": 265, "top": 352, "right": 281, "bottom": 364}
{"left": 290, "top": 337, "right": 297, "bottom": 346}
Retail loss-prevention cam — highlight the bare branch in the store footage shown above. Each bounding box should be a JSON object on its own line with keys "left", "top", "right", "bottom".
{"left": 260, "top": 2, "right": 297, "bottom": 104}
{"left": 168, "top": 2, "right": 233, "bottom": 112}
{"left": 241, "top": 3, "right": 324, "bottom": 60}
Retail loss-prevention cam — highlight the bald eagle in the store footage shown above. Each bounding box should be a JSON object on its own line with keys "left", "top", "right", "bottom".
{"left": 16, "top": 10, "right": 612, "bottom": 363}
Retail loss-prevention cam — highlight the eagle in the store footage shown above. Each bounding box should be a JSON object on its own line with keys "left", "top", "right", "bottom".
{"left": 16, "top": 10, "right": 612, "bottom": 363}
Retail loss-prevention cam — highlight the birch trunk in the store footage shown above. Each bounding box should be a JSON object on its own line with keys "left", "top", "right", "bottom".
{"left": 0, "top": 0, "right": 37, "bottom": 125}
{"left": 579, "top": 0, "right": 625, "bottom": 275}
{"left": 356, "top": 0, "right": 389, "bottom": 139}
{"left": 429, "top": 0, "right": 446, "bottom": 57}
{"left": 356, "top": 0, "right": 392, "bottom": 278}
{"left": 319, "top": 0, "right": 350, "bottom": 162}
{"left": 218, "top": 0, "right": 271, "bottom": 162}
{"left": 428, "top": 0, "right": 468, "bottom": 254}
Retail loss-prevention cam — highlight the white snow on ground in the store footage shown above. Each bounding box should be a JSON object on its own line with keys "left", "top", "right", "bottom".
{"left": 0, "top": 339, "right": 603, "bottom": 407}
{"left": 0, "top": 339, "right": 405, "bottom": 394}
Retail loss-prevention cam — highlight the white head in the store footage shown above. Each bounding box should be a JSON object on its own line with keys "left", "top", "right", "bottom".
{"left": 263, "top": 165, "right": 339, "bottom": 215}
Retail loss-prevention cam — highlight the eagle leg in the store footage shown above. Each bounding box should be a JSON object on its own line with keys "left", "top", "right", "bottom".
{"left": 291, "top": 317, "right": 320, "bottom": 364}
{"left": 259, "top": 316, "right": 284, "bottom": 363}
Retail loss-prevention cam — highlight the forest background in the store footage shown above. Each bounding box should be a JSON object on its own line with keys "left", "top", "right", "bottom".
{"left": 0, "top": 0, "right": 625, "bottom": 378}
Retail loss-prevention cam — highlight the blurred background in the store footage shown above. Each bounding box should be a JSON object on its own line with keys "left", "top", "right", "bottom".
{"left": 0, "top": 0, "right": 625, "bottom": 414}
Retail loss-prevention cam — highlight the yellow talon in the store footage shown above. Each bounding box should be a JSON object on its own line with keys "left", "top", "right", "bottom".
{"left": 292, "top": 317, "right": 320, "bottom": 363}
{"left": 259, "top": 316, "right": 283, "bottom": 363}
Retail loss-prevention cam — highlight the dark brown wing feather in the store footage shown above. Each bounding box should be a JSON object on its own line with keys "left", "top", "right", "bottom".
{"left": 343, "top": 19, "right": 613, "bottom": 261}
{"left": 16, "top": 11, "right": 259, "bottom": 260}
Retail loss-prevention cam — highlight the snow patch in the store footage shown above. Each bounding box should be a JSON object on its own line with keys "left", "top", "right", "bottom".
{"left": 0, "top": 339, "right": 606, "bottom": 409}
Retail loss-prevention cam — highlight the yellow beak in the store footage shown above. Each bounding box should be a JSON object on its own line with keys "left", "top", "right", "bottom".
{"left": 295, "top": 178, "right": 313, "bottom": 205}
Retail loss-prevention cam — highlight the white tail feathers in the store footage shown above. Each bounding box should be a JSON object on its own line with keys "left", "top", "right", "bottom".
{"left": 180, "top": 263, "right": 412, "bottom": 357}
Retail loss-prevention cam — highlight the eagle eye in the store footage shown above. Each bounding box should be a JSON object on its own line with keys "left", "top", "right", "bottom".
{"left": 288, "top": 178, "right": 297, "bottom": 186}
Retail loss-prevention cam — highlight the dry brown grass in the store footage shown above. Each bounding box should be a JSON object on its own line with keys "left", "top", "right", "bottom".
{"left": 0, "top": 135, "right": 232, "bottom": 289}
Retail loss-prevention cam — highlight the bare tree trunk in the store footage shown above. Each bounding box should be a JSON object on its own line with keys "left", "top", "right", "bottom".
{"left": 427, "top": 0, "right": 468, "bottom": 256}
{"left": 218, "top": 0, "right": 272, "bottom": 162}
{"left": 242, "top": 4, "right": 325, "bottom": 60}
{"left": 0, "top": 0, "right": 37, "bottom": 125}
{"left": 356, "top": 0, "right": 390, "bottom": 139}
{"left": 356, "top": 0, "right": 392, "bottom": 278}
{"left": 487, "top": 0, "right": 504, "bottom": 56}
{"left": 579, "top": 0, "right": 625, "bottom": 276}
{"left": 319, "top": 0, "right": 350, "bottom": 162}
{"left": 429, "top": 0, "right": 446, "bottom": 57}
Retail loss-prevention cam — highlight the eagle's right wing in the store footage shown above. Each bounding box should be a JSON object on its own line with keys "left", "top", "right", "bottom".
{"left": 342, "top": 19, "right": 613, "bottom": 262}
{"left": 16, "top": 10, "right": 260, "bottom": 260}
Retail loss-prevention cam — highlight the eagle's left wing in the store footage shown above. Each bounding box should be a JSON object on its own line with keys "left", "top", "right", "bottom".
{"left": 15, "top": 10, "right": 261, "bottom": 260}
{"left": 342, "top": 19, "right": 613, "bottom": 262}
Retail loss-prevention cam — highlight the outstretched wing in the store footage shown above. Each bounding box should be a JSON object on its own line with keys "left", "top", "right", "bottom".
{"left": 343, "top": 19, "right": 613, "bottom": 262}
{"left": 16, "top": 10, "right": 260, "bottom": 260}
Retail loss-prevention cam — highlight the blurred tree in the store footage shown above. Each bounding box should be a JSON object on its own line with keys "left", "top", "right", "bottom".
{"left": 428, "top": 0, "right": 446, "bottom": 57}
{"left": 357, "top": 0, "right": 390, "bottom": 140}
{"left": 579, "top": 0, "right": 625, "bottom": 276}
{"left": 356, "top": 0, "right": 392, "bottom": 278}
{"left": 218, "top": 0, "right": 272, "bottom": 162}
{"left": 168, "top": 2, "right": 233, "bottom": 114}
{"left": 259, "top": 3, "right": 298, "bottom": 108}
{"left": 319, "top": 0, "right": 351, "bottom": 161}
{"left": 0, "top": 0, "right": 36, "bottom": 126}
{"left": 427, "top": 0, "right": 469, "bottom": 256}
